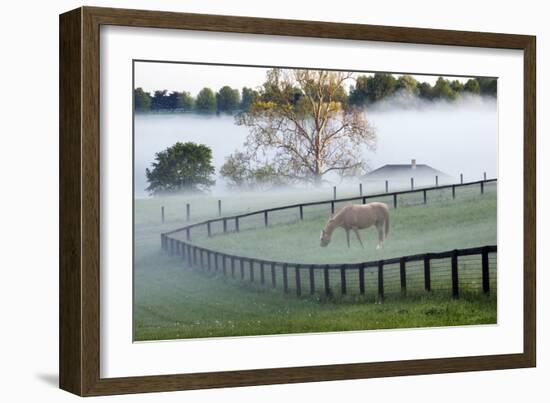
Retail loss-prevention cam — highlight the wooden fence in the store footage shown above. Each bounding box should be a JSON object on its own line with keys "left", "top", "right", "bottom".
{"left": 161, "top": 237, "right": 496, "bottom": 300}
{"left": 159, "top": 178, "right": 498, "bottom": 300}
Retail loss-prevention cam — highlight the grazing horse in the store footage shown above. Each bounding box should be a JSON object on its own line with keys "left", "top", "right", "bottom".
{"left": 320, "top": 202, "right": 390, "bottom": 249}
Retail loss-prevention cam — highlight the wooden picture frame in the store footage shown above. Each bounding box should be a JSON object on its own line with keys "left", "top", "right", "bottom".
{"left": 59, "top": 6, "right": 536, "bottom": 396}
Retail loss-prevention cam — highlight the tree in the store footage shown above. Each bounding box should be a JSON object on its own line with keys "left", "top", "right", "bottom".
{"left": 134, "top": 87, "right": 151, "bottom": 112}
{"left": 476, "top": 77, "right": 497, "bottom": 96}
{"left": 395, "top": 75, "right": 419, "bottom": 95}
{"left": 417, "top": 82, "right": 434, "bottom": 100}
{"left": 464, "top": 78, "right": 481, "bottom": 94}
{"left": 450, "top": 79, "right": 465, "bottom": 93}
{"left": 167, "top": 91, "right": 180, "bottom": 110}
{"left": 145, "top": 142, "right": 215, "bottom": 195}
{"left": 151, "top": 90, "right": 169, "bottom": 110}
{"left": 236, "top": 69, "right": 376, "bottom": 184}
{"left": 195, "top": 87, "right": 217, "bottom": 113}
{"left": 220, "top": 151, "right": 281, "bottom": 189}
{"left": 367, "top": 73, "right": 397, "bottom": 102}
{"left": 348, "top": 75, "right": 370, "bottom": 106}
{"left": 432, "top": 77, "right": 458, "bottom": 100}
{"left": 177, "top": 91, "right": 194, "bottom": 111}
{"left": 241, "top": 87, "right": 260, "bottom": 111}
{"left": 216, "top": 86, "right": 241, "bottom": 113}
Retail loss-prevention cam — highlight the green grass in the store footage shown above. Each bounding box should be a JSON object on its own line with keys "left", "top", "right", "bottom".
{"left": 134, "top": 183, "right": 497, "bottom": 341}
{"left": 189, "top": 193, "right": 496, "bottom": 264}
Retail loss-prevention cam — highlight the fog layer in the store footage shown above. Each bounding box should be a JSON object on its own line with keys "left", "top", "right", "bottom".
{"left": 134, "top": 97, "right": 497, "bottom": 198}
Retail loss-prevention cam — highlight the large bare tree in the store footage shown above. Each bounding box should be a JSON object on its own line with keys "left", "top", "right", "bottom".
{"left": 236, "top": 68, "right": 376, "bottom": 184}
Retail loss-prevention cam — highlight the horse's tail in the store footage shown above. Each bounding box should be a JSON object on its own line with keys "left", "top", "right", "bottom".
{"left": 384, "top": 208, "right": 390, "bottom": 237}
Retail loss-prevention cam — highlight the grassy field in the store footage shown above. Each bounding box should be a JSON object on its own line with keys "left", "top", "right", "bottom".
{"left": 134, "top": 182, "right": 497, "bottom": 341}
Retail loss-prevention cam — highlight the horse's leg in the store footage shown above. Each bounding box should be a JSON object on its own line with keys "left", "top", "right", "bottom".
{"left": 346, "top": 228, "right": 350, "bottom": 248}
{"left": 353, "top": 228, "right": 364, "bottom": 248}
{"left": 376, "top": 224, "right": 384, "bottom": 249}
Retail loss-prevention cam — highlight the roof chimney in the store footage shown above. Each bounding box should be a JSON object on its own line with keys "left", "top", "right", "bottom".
{"left": 411, "top": 159, "right": 417, "bottom": 169}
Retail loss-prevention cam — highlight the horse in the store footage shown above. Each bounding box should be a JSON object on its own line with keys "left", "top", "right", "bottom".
{"left": 320, "top": 202, "right": 390, "bottom": 249}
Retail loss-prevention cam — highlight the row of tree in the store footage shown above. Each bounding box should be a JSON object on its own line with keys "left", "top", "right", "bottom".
{"left": 135, "top": 74, "right": 497, "bottom": 114}
{"left": 134, "top": 86, "right": 256, "bottom": 113}
{"left": 144, "top": 69, "right": 497, "bottom": 194}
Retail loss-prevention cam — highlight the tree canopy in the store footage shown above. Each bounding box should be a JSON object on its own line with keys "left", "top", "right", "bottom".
{"left": 195, "top": 88, "right": 217, "bottom": 113}
{"left": 216, "top": 86, "right": 241, "bottom": 113}
{"left": 145, "top": 142, "right": 215, "bottom": 195}
{"left": 235, "top": 68, "right": 376, "bottom": 185}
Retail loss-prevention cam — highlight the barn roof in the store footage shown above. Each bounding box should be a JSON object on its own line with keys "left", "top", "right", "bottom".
{"left": 364, "top": 164, "right": 451, "bottom": 179}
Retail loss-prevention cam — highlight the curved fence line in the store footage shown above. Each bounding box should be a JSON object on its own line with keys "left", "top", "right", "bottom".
{"left": 160, "top": 178, "right": 498, "bottom": 300}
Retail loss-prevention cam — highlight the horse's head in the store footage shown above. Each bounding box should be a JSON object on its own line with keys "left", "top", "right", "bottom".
{"left": 320, "top": 228, "right": 331, "bottom": 247}
{"left": 320, "top": 214, "right": 335, "bottom": 247}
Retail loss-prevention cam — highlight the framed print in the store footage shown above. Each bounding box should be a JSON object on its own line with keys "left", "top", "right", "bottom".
{"left": 59, "top": 6, "right": 536, "bottom": 396}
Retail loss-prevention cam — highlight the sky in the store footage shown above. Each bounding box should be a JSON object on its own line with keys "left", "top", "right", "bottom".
{"left": 134, "top": 61, "right": 477, "bottom": 96}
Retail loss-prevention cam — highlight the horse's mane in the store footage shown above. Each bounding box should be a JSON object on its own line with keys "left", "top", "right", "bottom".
{"left": 331, "top": 204, "right": 352, "bottom": 221}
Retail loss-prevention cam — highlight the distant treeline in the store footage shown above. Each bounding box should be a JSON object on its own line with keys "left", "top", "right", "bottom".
{"left": 134, "top": 73, "right": 497, "bottom": 113}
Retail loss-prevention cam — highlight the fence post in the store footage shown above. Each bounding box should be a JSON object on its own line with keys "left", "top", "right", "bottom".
{"left": 331, "top": 201, "right": 335, "bottom": 214}
{"left": 482, "top": 247, "right": 490, "bottom": 294}
{"left": 424, "top": 254, "right": 431, "bottom": 292}
{"left": 340, "top": 265, "right": 347, "bottom": 295}
{"left": 222, "top": 255, "right": 227, "bottom": 276}
{"left": 451, "top": 250, "right": 459, "bottom": 298}
{"left": 264, "top": 210, "right": 268, "bottom": 227}
{"left": 400, "top": 257, "right": 406, "bottom": 296}
{"left": 168, "top": 238, "right": 173, "bottom": 256}
{"left": 324, "top": 265, "right": 330, "bottom": 297}
{"left": 359, "top": 183, "right": 363, "bottom": 196}
{"left": 282, "top": 263, "right": 289, "bottom": 293}
{"left": 199, "top": 249, "right": 204, "bottom": 269}
{"left": 249, "top": 260, "right": 254, "bottom": 282}
{"left": 299, "top": 205, "right": 303, "bottom": 220}
{"left": 240, "top": 258, "right": 245, "bottom": 279}
{"left": 160, "top": 234, "right": 165, "bottom": 250}
{"left": 271, "top": 263, "right": 276, "bottom": 288}
{"left": 235, "top": 217, "right": 240, "bottom": 232}
{"left": 161, "top": 206, "right": 165, "bottom": 223}
{"left": 223, "top": 218, "right": 227, "bottom": 233}
{"left": 385, "top": 180, "right": 389, "bottom": 193}
{"left": 260, "top": 262, "right": 265, "bottom": 284}
{"left": 186, "top": 203, "right": 190, "bottom": 221}
{"left": 480, "top": 181, "right": 484, "bottom": 194}
{"left": 333, "top": 186, "right": 337, "bottom": 200}
{"left": 207, "top": 221, "right": 211, "bottom": 237}
{"left": 295, "top": 265, "right": 302, "bottom": 297}
{"left": 186, "top": 227, "right": 191, "bottom": 241}
{"left": 378, "top": 260, "right": 384, "bottom": 303}
{"left": 410, "top": 177, "right": 414, "bottom": 190}
{"left": 393, "top": 193, "right": 397, "bottom": 209}
{"left": 435, "top": 175, "right": 439, "bottom": 187}
{"left": 309, "top": 266, "right": 315, "bottom": 295}
{"left": 180, "top": 241, "right": 185, "bottom": 259}
{"left": 218, "top": 199, "right": 222, "bottom": 217}
{"left": 192, "top": 247, "right": 198, "bottom": 267}
{"left": 206, "top": 251, "right": 211, "bottom": 271}
{"left": 423, "top": 189, "right": 427, "bottom": 204}
{"left": 231, "top": 257, "right": 235, "bottom": 277}
{"left": 460, "top": 173, "right": 463, "bottom": 184}
{"left": 362, "top": 196, "right": 367, "bottom": 205}
{"left": 484, "top": 172, "right": 487, "bottom": 180}
{"left": 187, "top": 245, "right": 192, "bottom": 266}
{"left": 359, "top": 263, "right": 365, "bottom": 295}
{"left": 452, "top": 185, "right": 456, "bottom": 199}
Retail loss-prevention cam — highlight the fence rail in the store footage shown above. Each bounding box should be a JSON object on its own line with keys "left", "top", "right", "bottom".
{"left": 163, "top": 178, "right": 497, "bottom": 237}
{"left": 160, "top": 178, "right": 497, "bottom": 301}
{"left": 161, "top": 236, "right": 496, "bottom": 300}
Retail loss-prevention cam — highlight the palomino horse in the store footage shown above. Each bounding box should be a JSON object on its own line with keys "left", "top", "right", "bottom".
{"left": 320, "top": 202, "right": 390, "bottom": 249}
